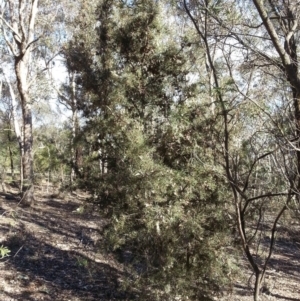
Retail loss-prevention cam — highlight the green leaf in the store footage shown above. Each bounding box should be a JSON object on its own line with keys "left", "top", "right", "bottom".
{"left": 0, "top": 245, "right": 10, "bottom": 259}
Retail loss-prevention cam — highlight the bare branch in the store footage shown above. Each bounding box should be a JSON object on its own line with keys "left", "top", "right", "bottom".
{"left": 0, "top": 14, "right": 22, "bottom": 42}
{"left": 261, "top": 199, "right": 289, "bottom": 282}
{"left": 19, "top": 0, "right": 27, "bottom": 42}
{"left": 247, "top": 192, "right": 294, "bottom": 203}
{"left": 28, "top": 0, "right": 39, "bottom": 42}
{"left": 2, "top": 27, "right": 18, "bottom": 56}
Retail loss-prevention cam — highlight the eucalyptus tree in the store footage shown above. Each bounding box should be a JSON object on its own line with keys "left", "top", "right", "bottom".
{"left": 0, "top": 0, "right": 78, "bottom": 204}
{"left": 0, "top": 0, "right": 39, "bottom": 203}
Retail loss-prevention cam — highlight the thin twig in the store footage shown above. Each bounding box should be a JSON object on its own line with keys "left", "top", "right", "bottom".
{"left": 14, "top": 245, "right": 24, "bottom": 258}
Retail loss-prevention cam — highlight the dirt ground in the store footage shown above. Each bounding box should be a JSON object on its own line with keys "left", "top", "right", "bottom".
{"left": 220, "top": 216, "right": 300, "bottom": 301}
{"left": 0, "top": 186, "right": 299, "bottom": 301}
{"left": 0, "top": 186, "right": 132, "bottom": 301}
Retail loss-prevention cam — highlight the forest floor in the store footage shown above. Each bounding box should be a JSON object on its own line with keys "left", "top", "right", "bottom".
{"left": 0, "top": 184, "right": 299, "bottom": 301}
{"left": 220, "top": 218, "right": 300, "bottom": 301}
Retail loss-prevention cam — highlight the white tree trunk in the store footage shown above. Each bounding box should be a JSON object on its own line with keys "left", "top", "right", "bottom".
{"left": 0, "top": 0, "right": 39, "bottom": 205}
{"left": 16, "top": 57, "right": 34, "bottom": 204}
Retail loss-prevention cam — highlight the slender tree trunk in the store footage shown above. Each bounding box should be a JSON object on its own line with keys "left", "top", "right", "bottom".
{"left": 7, "top": 131, "right": 15, "bottom": 180}
{"left": 22, "top": 102, "right": 34, "bottom": 203}
{"left": 70, "top": 72, "right": 78, "bottom": 185}
{"left": 292, "top": 90, "right": 300, "bottom": 192}
{"left": 20, "top": 141, "right": 24, "bottom": 193}
{"left": 253, "top": 271, "right": 262, "bottom": 301}
{"left": 15, "top": 58, "right": 34, "bottom": 205}
{"left": 206, "top": 52, "right": 216, "bottom": 115}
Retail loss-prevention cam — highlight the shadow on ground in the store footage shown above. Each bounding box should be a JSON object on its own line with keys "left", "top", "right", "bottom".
{"left": 0, "top": 191, "right": 135, "bottom": 301}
